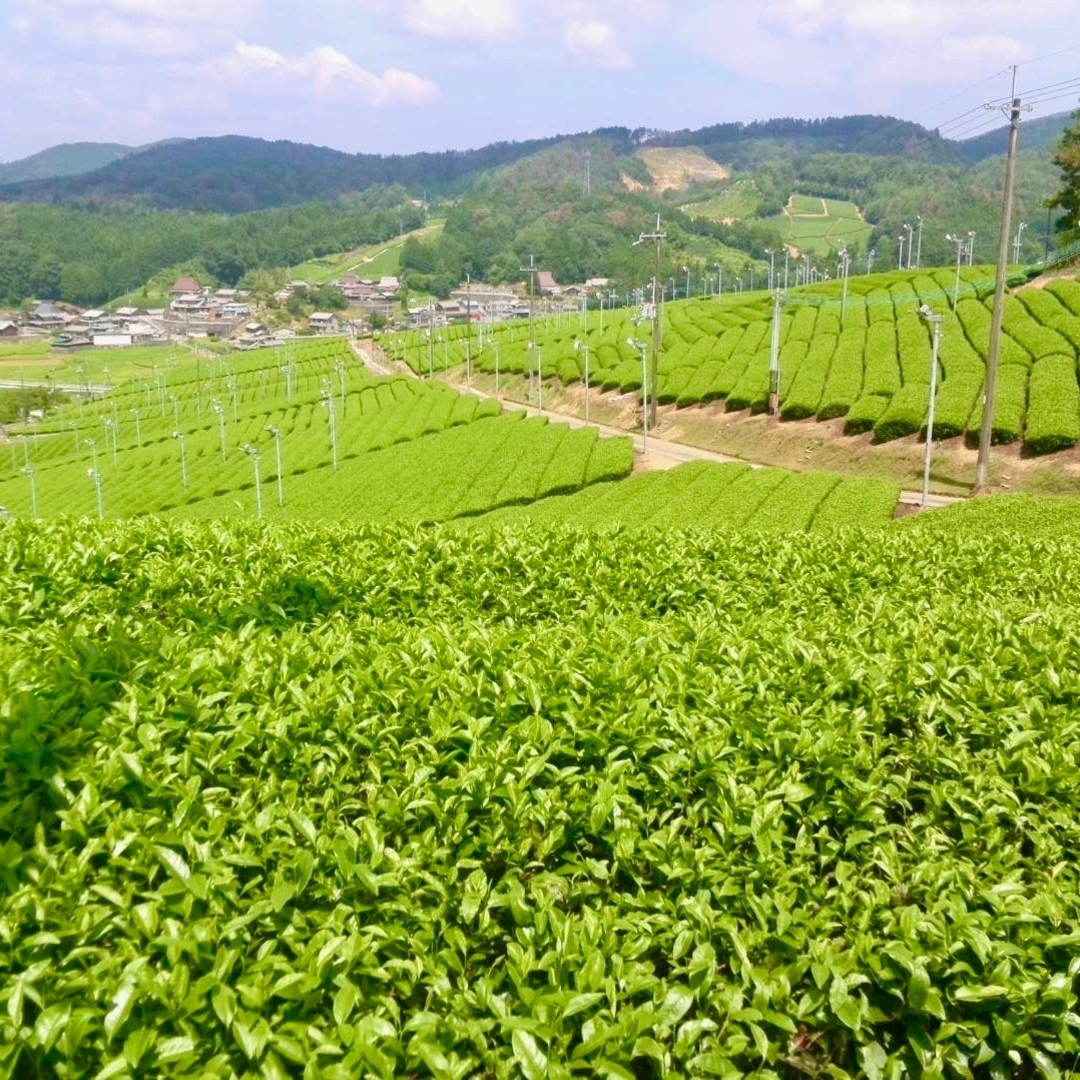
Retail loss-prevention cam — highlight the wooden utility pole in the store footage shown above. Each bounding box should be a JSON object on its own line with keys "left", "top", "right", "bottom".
{"left": 976, "top": 67, "right": 1027, "bottom": 493}
{"left": 519, "top": 256, "right": 539, "bottom": 404}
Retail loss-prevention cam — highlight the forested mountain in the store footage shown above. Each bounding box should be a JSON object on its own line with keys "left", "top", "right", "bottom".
{"left": 1, "top": 115, "right": 1052, "bottom": 215}
{"left": 0, "top": 188, "right": 424, "bottom": 306}
{"left": 0, "top": 141, "right": 144, "bottom": 184}
{"left": 955, "top": 111, "right": 1074, "bottom": 165}
{"left": 0, "top": 133, "right": 571, "bottom": 212}
{"left": 0, "top": 112, "right": 1072, "bottom": 307}
{"left": 647, "top": 115, "right": 963, "bottom": 168}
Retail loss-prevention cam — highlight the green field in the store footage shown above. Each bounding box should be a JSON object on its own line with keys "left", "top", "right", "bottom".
{"left": 470, "top": 460, "right": 900, "bottom": 531}
{"left": 389, "top": 267, "right": 1080, "bottom": 459}
{"left": 0, "top": 337, "right": 634, "bottom": 523}
{"left": 772, "top": 196, "right": 874, "bottom": 257}
{"left": 4, "top": 513, "right": 1080, "bottom": 1075}
{"left": 679, "top": 179, "right": 762, "bottom": 223}
{"left": 289, "top": 223, "right": 444, "bottom": 286}
{"left": 0, "top": 343, "right": 189, "bottom": 388}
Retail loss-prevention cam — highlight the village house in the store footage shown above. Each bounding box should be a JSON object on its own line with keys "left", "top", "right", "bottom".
{"left": 0, "top": 319, "right": 19, "bottom": 338}
{"left": 236, "top": 321, "right": 270, "bottom": 349}
{"left": 308, "top": 312, "right": 339, "bottom": 334}
{"left": 171, "top": 293, "right": 207, "bottom": 313}
{"left": 536, "top": 271, "right": 561, "bottom": 297}
{"left": 128, "top": 321, "right": 163, "bottom": 344}
{"left": 171, "top": 276, "right": 202, "bottom": 296}
{"left": 28, "top": 301, "right": 70, "bottom": 328}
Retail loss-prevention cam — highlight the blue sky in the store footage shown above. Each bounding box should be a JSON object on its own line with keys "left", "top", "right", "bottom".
{"left": 1, "top": 0, "right": 1078, "bottom": 163}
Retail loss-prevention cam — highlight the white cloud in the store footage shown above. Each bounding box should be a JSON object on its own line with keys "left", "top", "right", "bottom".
{"left": 10, "top": 0, "right": 260, "bottom": 54}
{"left": 355, "top": 0, "right": 519, "bottom": 41}
{"left": 564, "top": 20, "right": 632, "bottom": 70}
{"left": 222, "top": 42, "right": 438, "bottom": 106}
{"left": 680, "top": 0, "right": 1060, "bottom": 92}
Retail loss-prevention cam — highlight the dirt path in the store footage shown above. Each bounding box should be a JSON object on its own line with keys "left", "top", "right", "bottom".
{"left": 359, "top": 342, "right": 959, "bottom": 511}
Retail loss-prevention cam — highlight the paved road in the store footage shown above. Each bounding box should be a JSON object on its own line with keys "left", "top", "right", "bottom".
{"left": 351, "top": 341, "right": 961, "bottom": 511}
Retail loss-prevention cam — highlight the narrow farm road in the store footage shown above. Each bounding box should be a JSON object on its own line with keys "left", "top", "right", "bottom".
{"left": 350, "top": 340, "right": 960, "bottom": 511}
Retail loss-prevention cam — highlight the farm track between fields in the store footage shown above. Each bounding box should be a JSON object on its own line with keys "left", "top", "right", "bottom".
{"left": 352, "top": 341, "right": 960, "bottom": 511}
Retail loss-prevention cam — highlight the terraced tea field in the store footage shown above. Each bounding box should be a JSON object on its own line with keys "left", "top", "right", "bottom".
{"left": 773, "top": 195, "right": 874, "bottom": 256}
{"left": 0, "top": 338, "right": 633, "bottom": 523}
{"left": 393, "top": 267, "right": 1080, "bottom": 461}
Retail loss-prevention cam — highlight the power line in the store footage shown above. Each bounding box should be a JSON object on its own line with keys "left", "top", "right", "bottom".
{"left": 1024, "top": 87, "right": 1080, "bottom": 111}
{"left": 947, "top": 115, "right": 1009, "bottom": 142}
{"left": 1019, "top": 41, "right": 1080, "bottom": 68}
{"left": 936, "top": 103, "right": 996, "bottom": 136}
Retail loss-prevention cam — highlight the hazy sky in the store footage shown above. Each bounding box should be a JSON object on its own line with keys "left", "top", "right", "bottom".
{"left": 1, "top": 0, "right": 1079, "bottom": 162}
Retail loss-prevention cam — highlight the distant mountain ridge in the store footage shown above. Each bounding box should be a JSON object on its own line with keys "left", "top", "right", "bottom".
{"left": 0, "top": 140, "right": 175, "bottom": 184}
{"left": 0, "top": 133, "right": 573, "bottom": 213}
{"left": 0, "top": 113, "right": 1072, "bottom": 216}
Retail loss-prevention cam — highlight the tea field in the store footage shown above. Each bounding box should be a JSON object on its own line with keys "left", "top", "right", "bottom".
{"left": 0, "top": 338, "right": 634, "bottom": 523}
{"left": 3, "top": 518, "right": 1080, "bottom": 1076}
{"left": 391, "top": 267, "right": 1080, "bottom": 459}
{"left": 469, "top": 460, "right": 900, "bottom": 531}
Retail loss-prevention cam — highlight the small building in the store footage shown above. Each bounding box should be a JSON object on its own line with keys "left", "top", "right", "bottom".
{"left": 309, "top": 312, "right": 339, "bottom": 334}
{"left": 171, "top": 293, "right": 207, "bottom": 313}
{"left": 0, "top": 320, "right": 18, "bottom": 338}
{"left": 93, "top": 333, "right": 133, "bottom": 348}
{"left": 128, "top": 321, "right": 162, "bottom": 343}
{"left": 221, "top": 302, "right": 251, "bottom": 319}
{"left": 236, "top": 322, "right": 270, "bottom": 349}
{"left": 536, "top": 271, "right": 561, "bottom": 297}
{"left": 377, "top": 276, "right": 400, "bottom": 294}
{"left": 28, "top": 302, "right": 69, "bottom": 328}
{"left": 171, "top": 276, "right": 201, "bottom": 296}
{"left": 81, "top": 309, "right": 106, "bottom": 322}
{"left": 114, "top": 306, "right": 145, "bottom": 320}
{"left": 52, "top": 333, "right": 92, "bottom": 351}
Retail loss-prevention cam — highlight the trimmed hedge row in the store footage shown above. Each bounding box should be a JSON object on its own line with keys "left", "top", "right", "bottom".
{"left": 932, "top": 323, "right": 983, "bottom": 439}
{"left": 874, "top": 382, "right": 930, "bottom": 442}
{"left": 1024, "top": 354, "right": 1080, "bottom": 454}
{"left": 817, "top": 327, "right": 866, "bottom": 420}
{"left": 845, "top": 393, "right": 891, "bottom": 434}
{"left": 781, "top": 333, "right": 837, "bottom": 420}
{"left": 863, "top": 322, "right": 902, "bottom": 396}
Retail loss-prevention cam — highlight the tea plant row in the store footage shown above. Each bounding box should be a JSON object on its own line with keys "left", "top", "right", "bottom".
{"left": 2, "top": 520, "right": 1079, "bottom": 1075}
{"left": 471, "top": 460, "right": 900, "bottom": 532}
{"left": 391, "top": 269, "right": 1080, "bottom": 456}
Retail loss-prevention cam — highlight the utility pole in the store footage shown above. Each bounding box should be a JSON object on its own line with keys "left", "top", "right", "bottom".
{"left": 976, "top": 67, "right": 1027, "bottom": 493}
{"left": 1013, "top": 221, "right": 1027, "bottom": 263}
{"left": 427, "top": 305, "right": 434, "bottom": 378}
{"left": 768, "top": 291, "right": 786, "bottom": 415}
{"left": 919, "top": 305, "right": 943, "bottom": 508}
{"left": 915, "top": 215, "right": 924, "bottom": 269}
{"left": 633, "top": 214, "right": 665, "bottom": 427}
{"left": 583, "top": 148, "right": 591, "bottom": 198}
{"left": 466, "top": 271, "right": 472, "bottom": 386}
{"left": 839, "top": 249, "right": 851, "bottom": 325}
{"left": 946, "top": 233, "right": 966, "bottom": 309}
{"left": 519, "top": 255, "right": 539, "bottom": 403}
